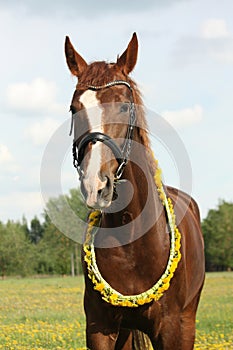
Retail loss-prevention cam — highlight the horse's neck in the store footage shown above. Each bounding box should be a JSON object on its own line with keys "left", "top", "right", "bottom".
{"left": 96, "top": 144, "right": 170, "bottom": 293}
{"left": 100, "top": 141, "right": 168, "bottom": 252}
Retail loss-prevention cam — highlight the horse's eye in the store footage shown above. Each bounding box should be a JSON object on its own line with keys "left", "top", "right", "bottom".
{"left": 120, "top": 104, "right": 129, "bottom": 113}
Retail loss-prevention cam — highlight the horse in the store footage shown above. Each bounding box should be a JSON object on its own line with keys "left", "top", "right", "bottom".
{"left": 65, "top": 33, "right": 205, "bottom": 350}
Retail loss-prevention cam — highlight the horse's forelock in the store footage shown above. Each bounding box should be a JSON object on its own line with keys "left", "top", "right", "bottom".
{"left": 78, "top": 61, "right": 117, "bottom": 86}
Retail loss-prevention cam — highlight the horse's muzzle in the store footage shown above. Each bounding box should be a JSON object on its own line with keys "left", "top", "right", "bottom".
{"left": 82, "top": 174, "right": 113, "bottom": 209}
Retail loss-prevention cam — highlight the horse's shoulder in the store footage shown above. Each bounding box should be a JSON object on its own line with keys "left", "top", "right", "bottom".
{"left": 166, "top": 185, "right": 201, "bottom": 223}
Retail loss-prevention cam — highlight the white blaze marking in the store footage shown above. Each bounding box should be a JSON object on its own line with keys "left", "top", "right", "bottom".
{"left": 80, "top": 90, "right": 104, "bottom": 204}
{"left": 80, "top": 90, "right": 103, "bottom": 133}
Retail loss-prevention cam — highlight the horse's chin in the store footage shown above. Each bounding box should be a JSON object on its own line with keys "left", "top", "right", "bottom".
{"left": 87, "top": 199, "right": 112, "bottom": 210}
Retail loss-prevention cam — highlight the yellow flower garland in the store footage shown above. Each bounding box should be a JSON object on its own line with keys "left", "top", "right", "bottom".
{"left": 83, "top": 162, "right": 181, "bottom": 307}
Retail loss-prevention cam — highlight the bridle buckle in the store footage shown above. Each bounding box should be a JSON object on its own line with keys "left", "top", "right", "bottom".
{"left": 115, "top": 159, "right": 128, "bottom": 181}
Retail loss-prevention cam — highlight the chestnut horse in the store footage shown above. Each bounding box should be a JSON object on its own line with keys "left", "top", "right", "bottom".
{"left": 65, "top": 33, "right": 205, "bottom": 350}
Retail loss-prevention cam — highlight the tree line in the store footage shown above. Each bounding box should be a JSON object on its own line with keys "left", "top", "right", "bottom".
{"left": 202, "top": 200, "right": 233, "bottom": 271}
{"left": 0, "top": 189, "right": 87, "bottom": 278}
{"left": 0, "top": 190, "right": 232, "bottom": 277}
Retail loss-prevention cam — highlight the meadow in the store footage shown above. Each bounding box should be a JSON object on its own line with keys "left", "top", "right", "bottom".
{"left": 0, "top": 272, "right": 232, "bottom": 349}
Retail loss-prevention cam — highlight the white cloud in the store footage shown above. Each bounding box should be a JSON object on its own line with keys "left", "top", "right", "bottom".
{"left": 0, "top": 144, "right": 14, "bottom": 164}
{"left": 162, "top": 105, "right": 203, "bottom": 128}
{"left": 174, "top": 18, "right": 233, "bottom": 66}
{"left": 0, "top": 144, "right": 20, "bottom": 173}
{"left": 212, "top": 48, "right": 233, "bottom": 64}
{"left": 24, "top": 118, "right": 61, "bottom": 146}
{"left": 201, "top": 19, "right": 233, "bottom": 64}
{"left": 201, "top": 19, "right": 230, "bottom": 39}
{"left": 0, "top": 191, "right": 44, "bottom": 222}
{"left": 6, "top": 78, "right": 65, "bottom": 115}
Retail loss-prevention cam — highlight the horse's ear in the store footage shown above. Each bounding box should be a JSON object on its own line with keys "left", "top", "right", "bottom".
{"left": 116, "top": 33, "right": 138, "bottom": 75}
{"left": 65, "top": 36, "right": 88, "bottom": 78}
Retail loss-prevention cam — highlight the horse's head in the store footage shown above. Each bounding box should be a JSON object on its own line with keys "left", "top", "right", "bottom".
{"left": 65, "top": 33, "right": 140, "bottom": 209}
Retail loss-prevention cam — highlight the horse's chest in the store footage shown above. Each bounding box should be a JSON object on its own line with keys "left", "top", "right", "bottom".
{"left": 120, "top": 302, "right": 163, "bottom": 331}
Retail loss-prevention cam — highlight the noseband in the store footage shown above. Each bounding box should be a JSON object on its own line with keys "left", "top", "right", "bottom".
{"left": 71, "top": 80, "right": 136, "bottom": 180}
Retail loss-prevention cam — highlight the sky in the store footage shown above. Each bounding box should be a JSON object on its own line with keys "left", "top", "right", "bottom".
{"left": 0, "top": 0, "right": 233, "bottom": 223}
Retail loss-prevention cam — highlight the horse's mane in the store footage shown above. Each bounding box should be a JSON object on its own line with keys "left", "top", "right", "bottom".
{"left": 78, "top": 61, "right": 156, "bottom": 175}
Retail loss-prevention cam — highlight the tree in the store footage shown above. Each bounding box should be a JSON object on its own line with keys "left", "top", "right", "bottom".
{"left": 35, "top": 221, "right": 74, "bottom": 275}
{"left": 22, "top": 215, "right": 30, "bottom": 237}
{"left": 38, "top": 188, "right": 88, "bottom": 275}
{"left": 0, "top": 221, "right": 35, "bottom": 277}
{"left": 28, "top": 216, "right": 44, "bottom": 244}
{"left": 202, "top": 200, "right": 233, "bottom": 271}
{"left": 0, "top": 188, "right": 88, "bottom": 277}
{"left": 44, "top": 188, "right": 87, "bottom": 244}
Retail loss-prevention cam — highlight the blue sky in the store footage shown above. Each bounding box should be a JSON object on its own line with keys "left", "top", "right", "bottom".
{"left": 0, "top": 0, "right": 233, "bottom": 222}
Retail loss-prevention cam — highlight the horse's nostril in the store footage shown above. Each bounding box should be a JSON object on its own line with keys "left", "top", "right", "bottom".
{"left": 97, "top": 176, "right": 108, "bottom": 195}
{"left": 97, "top": 176, "right": 111, "bottom": 197}
{"left": 106, "top": 176, "right": 111, "bottom": 188}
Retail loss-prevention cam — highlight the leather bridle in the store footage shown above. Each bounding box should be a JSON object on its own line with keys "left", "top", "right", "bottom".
{"left": 70, "top": 80, "right": 136, "bottom": 181}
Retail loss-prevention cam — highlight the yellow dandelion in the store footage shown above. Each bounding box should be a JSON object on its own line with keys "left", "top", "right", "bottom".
{"left": 94, "top": 282, "right": 105, "bottom": 292}
{"left": 109, "top": 293, "right": 118, "bottom": 303}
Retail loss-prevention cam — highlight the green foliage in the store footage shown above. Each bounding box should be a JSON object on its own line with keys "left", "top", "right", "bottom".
{"left": 28, "top": 216, "right": 44, "bottom": 244}
{"left": 1, "top": 188, "right": 232, "bottom": 276}
{"left": 35, "top": 221, "right": 76, "bottom": 275}
{"left": 0, "top": 221, "right": 35, "bottom": 277}
{"left": 0, "top": 188, "right": 88, "bottom": 277}
{"left": 202, "top": 200, "right": 233, "bottom": 271}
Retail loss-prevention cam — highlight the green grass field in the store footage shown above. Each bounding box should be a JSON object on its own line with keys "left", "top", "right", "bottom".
{"left": 0, "top": 272, "right": 232, "bottom": 349}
